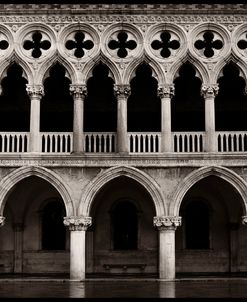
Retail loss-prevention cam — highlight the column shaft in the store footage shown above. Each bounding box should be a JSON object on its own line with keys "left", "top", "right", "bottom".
{"left": 70, "top": 230, "right": 86, "bottom": 280}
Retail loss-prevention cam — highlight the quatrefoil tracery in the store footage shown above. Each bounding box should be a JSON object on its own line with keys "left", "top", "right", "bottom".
{"left": 65, "top": 31, "right": 94, "bottom": 58}
{"left": 23, "top": 31, "right": 51, "bottom": 58}
{"left": 0, "top": 39, "right": 8, "bottom": 51}
{"left": 194, "top": 31, "right": 223, "bottom": 58}
{"left": 237, "top": 34, "right": 247, "bottom": 50}
{"left": 108, "top": 31, "right": 137, "bottom": 58}
{"left": 151, "top": 31, "right": 180, "bottom": 58}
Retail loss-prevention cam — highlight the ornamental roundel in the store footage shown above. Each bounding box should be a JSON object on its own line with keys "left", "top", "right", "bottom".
{"left": 188, "top": 24, "right": 230, "bottom": 62}
{"left": 57, "top": 24, "right": 99, "bottom": 62}
{"left": 232, "top": 24, "right": 247, "bottom": 61}
{"left": 145, "top": 24, "right": 187, "bottom": 63}
{"left": 17, "top": 24, "right": 56, "bottom": 62}
{"left": 103, "top": 24, "right": 143, "bottom": 61}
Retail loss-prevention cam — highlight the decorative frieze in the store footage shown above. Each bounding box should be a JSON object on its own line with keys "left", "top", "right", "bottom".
{"left": 63, "top": 216, "right": 92, "bottom": 231}
{"left": 26, "top": 85, "right": 44, "bottom": 99}
{"left": 201, "top": 84, "right": 219, "bottom": 99}
{"left": 70, "top": 84, "right": 87, "bottom": 99}
{"left": 153, "top": 216, "right": 182, "bottom": 230}
{"left": 114, "top": 84, "right": 131, "bottom": 99}
{"left": 157, "top": 84, "right": 175, "bottom": 99}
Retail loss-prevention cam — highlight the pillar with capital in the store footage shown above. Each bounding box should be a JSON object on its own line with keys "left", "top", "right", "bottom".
{"left": 70, "top": 84, "right": 87, "bottom": 153}
{"left": 114, "top": 84, "right": 131, "bottom": 154}
{"left": 26, "top": 84, "right": 44, "bottom": 152}
{"left": 201, "top": 84, "right": 219, "bottom": 152}
{"left": 157, "top": 84, "right": 175, "bottom": 152}
{"left": 64, "top": 215, "right": 92, "bottom": 280}
{"left": 153, "top": 216, "right": 182, "bottom": 280}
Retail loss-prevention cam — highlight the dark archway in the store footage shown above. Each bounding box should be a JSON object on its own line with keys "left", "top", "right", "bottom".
{"left": 171, "top": 62, "right": 204, "bottom": 131}
{"left": 0, "top": 63, "right": 29, "bottom": 131}
{"left": 84, "top": 63, "right": 116, "bottom": 132}
{"left": 40, "top": 63, "right": 73, "bottom": 131}
{"left": 128, "top": 63, "right": 160, "bottom": 131}
{"left": 215, "top": 62, "right": 247, "bottom": 131}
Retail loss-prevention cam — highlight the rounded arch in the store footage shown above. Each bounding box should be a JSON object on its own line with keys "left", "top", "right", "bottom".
{"left": 0, "top": 166, "right": 74, "bottom": 217}
{"left": 79, "top": 165, "right": 166, "bottom": 217}
{"left": 124, "top": 54, "right": 165, "bottom": 84}
{"left": 169, "top": 54, "right": 209, "bottom": 84}
{"left": 82, "top": 53, "right": 121, "bottom": 84}
{"left": 170, "top": 166, "right": 247, "bottom": 217}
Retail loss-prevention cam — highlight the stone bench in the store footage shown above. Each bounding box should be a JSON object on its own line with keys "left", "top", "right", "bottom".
{"left": 103, "top": 263, "right": 146, "bottom": 271}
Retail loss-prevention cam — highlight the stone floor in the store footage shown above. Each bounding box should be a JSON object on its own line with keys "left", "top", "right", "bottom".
{"left": 0, "top": 276, "right": 247, "bottom": 298}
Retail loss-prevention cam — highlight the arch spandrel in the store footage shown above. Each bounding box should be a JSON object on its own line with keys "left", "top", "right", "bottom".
{"left": 0, "top": 166, "right": 74, "bottom": 217}
{"left": 78, "top": 165, "right": 166, "bottom": 217}
{"left": 170, "top": 166, "right": 247, "bottom": 217}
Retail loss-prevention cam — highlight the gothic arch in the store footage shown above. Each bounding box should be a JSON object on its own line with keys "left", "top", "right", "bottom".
{"left": 0, "top": 166, "right": 74, "bottom": 217}
{"left": 170, "top": 166, "right": 247, "bottom": 217}
{"left": 78, "top": 165, "right": 166, "bottom": 217}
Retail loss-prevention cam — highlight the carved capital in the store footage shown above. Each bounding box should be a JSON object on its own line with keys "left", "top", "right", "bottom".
{"left": 201, "top": 84, "right": 219, "bottom": 99}
{"left": 157, "top": 84, "right": 175, "bottom": 99}
{"left": 70, "top": 84, "right": 87, "bottom": 99}
{"left": 63, "top": 216, "right": 92, "bottom": 231}
{"left": 26, "top": 84, "right": 44, "bottom": 99}
{"left": 114, "top": 84, "right": 131, "bottom": 99}
{"left": 153, "top": 216, "right": 182, "bottom": 231}
{"left": 0, "top": 216, "right": 5, "bottom": 227}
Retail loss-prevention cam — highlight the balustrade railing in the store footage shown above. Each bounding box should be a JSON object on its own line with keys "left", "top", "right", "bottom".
{"left": 0, "top": 132, "right": 29, "bottom": 152}
{"left": 173, "top": 132, "right": 205, "bottom": 152}
{"left": 128, "top": 133, "right": 161, "bottom": 153}
{"left": 84, "top": 132, "right": 116, "bottom": 153}
{"left": 217, "top": 132, "right": 247, "bottom": 152}
{"left": 41, "top": 132, "right": 73, "bottom": 153}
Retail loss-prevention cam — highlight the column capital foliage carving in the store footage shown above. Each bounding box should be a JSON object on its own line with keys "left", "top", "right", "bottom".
{"left": 0, "top": 216, "right": 5, "bottom": 227}
{"left": 201, "top": 84, "right": 219, "bottom": 98}
{"left": 69, "top": 84, "right": 87, "bottom": 99}
{"left": 114, "top": 84, "right": 131, "bottom": 99}
{"left": 153, "top": 216, "right": 182, "bottom": 230}
{"left": 63, "top": 215, "right": 92, "bottom": 231}
{"left": 26, "top": 84, "right": 44, "bottom": 99}
{"left": 157, "top": 84, "right": 175, "bottom": 99}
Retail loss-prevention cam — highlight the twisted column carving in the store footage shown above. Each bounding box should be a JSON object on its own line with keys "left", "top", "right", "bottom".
{"left": 64, "top": 216, "right": 92, "bottom": 231}
{"left": 153, "top": 216, "right": 182, "bottom": 231}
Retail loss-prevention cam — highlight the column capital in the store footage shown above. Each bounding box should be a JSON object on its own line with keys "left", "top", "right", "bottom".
{"left": 114, "top": 84, "right": 131, "bottom": 99}
{"left": 64, "top": 216, "right": 92, "bottom": 231}
{"left": 201, "top": 84, "right": 219, "bottom": 99}
{"left": 0, "top": 216, "right": 5, "bottom": 227}
{"left": 153, "top": 216, "right": 182, "bottom": 231}
{"left": 26, "top": 84, "right": 44, "bottom": 99}
{"left": 157, "top": 84, "right": 175, "bottom": 99}
{"left": 70, "top": 84, "right": 87, "bottom": 99}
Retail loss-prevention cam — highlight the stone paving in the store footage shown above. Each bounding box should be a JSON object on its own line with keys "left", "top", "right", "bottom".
{"left": 0, "top": 277, "right": 247, "bottom": 298}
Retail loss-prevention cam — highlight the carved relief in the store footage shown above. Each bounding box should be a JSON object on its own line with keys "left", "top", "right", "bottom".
{"left": 114, "top": 84, "right": 131, "bottom": 98}
{"left": 70, "top": 84, "right": 87, "bottom": 99}
{"left": 201, "top": 84, "right": 219, "bottom": 98}
{"left": 26, "top": 84, "right": 44, "bottom": 98}
{"left": 153, "top": 216, "right": 182, "bottom": 230}
{"left": 157, "top": 84, "right": 175, "bottom": 99}
{"left": 63, "top": 216, "right": 92, "bottom": 231}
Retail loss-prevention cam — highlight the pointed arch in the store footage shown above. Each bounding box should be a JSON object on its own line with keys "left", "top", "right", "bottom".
{"left": 78, "top": 165, "right": 166, "bottom": 217}
{"left": 169, "top": 54, "right": 209, "bottom": 84}
{"left": 124, "top": 54, "right": 165, "bottom": 84}
{"left": 0, "top": 166, "right": 74, "bottom": 217}
{"left": 170, "top": 166, "right": 247, "bottom": 217}
{"left": 37, "top": 54, "right": 77, "bottom": 84}
{"left": 82, "top": 53, "right": 121, "bottom": 84}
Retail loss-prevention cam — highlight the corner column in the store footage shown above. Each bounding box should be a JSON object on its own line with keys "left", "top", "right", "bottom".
{"left": 26, "top": 84, "right": 44, "bottom": 152}
{"left": 114, "top": 84, "right": 131, "bottom": 154}
{"left": 64, "top": 216, "right": 92, "bottom": 281}
{"left": 158, "top": 85, "right": 175, "bottom": 152}
{"left": 201, "top": 84, "right": 219, "bottom": 152}
{"left": 154, "top": 216, "right": 182, "bottom": 280}
{"left": 70, "top": 85, "right": 87, "bottom": 154}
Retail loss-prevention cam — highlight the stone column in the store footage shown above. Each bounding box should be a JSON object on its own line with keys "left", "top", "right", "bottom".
{"left": 70, "top": 85, "right": 87, "bottom": 154}
{"left": 13, "top": 223, "right": 24, "bottom": 273}
{"left": 153, "top": 216, "right": 182, "bottom": 280}
{"left": 201, "top": 84, "right": 219, "bottom": 152}
{"left": 114, "top": 84, "right": 131, "bottom": 154}
{"left": 64, "top": 216, "right": 92, "bottom": 281}
{"left": 26, "top": 85, "right": 44, "bottom": 152}
{"left": 158, "top": 84, "right": 175, "bottom": 153}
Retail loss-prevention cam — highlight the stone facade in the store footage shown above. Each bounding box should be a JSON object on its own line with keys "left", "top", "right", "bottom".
{"left": 0, "top": 4, "right": 246, "bottom": 280}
